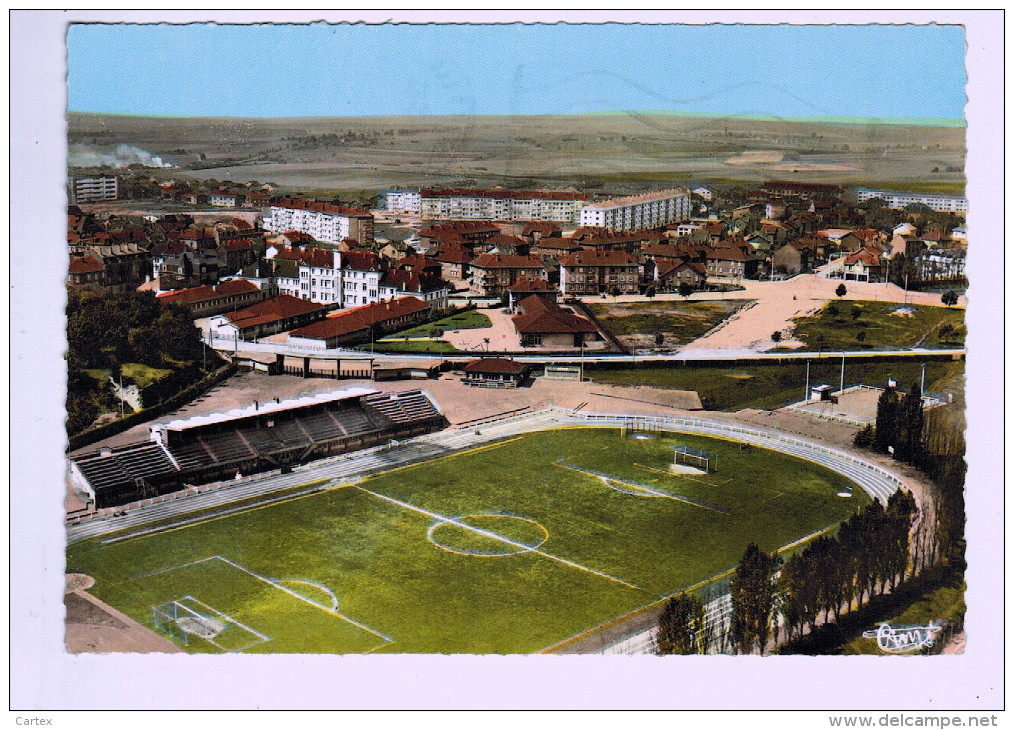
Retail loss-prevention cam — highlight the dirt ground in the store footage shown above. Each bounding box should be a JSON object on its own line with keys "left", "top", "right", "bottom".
{"left": 64, "top": 574, "right": 182, "bottom": 654}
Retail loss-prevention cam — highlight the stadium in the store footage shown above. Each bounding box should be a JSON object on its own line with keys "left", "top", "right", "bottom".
{"left": 68, "top": 388, "right": 445, "bottom": 508}
{"left": 65, "top": 398, "right": 912, "bottom": 655}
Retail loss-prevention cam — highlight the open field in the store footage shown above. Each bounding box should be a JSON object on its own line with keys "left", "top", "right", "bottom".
{"left": 68, "top": 113, "right": 965, "bottom": 195}
{"left": 587, "top": 300, "right": 748, "bottom": 349}
{"left": 790, "top": 301, "right": 966, "bottom": 351}
{"left": 589, "top": 359, "right": 964, "bottom": 411}
{"left": 368, "top": 340, "right": 458, "bottom": 354}
{"left": 120, "top": 362, "right": 173, "bottom": 389}
{"left": 66, "top": 427, "right": 866, "bottom": 654}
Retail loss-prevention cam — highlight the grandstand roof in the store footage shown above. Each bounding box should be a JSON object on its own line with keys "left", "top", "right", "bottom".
{"left": 157, "top": 388, "right": 378, "bottom": 432}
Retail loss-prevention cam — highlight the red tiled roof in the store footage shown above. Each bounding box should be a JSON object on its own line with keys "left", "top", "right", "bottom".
{"left": 68, "top": 255, "right": 104, "bottom": 274}
{"left": 273, "top": 197, "right": 372, "bottom": 217}
{"left": 231, "top": 218, "right": 253, "bottom": 230}
{"left": 421, "top": 188, "right": 588, "bottom": 201}
{"left": 559, "top": 250, "right": 639, "bottom": 267}
{"left": 289, "top": 297, "right": 429, "bottom": 340}
{"left": 508, "top": 277, "right": 556, "bottom": 293}
{"left": 470, "top": 254, "right": 545, "bottom": 270}
{"left": 223, "top": 237, "right": 255, "bottom": 251}
{"left": 463, "top": 357, "right": 526, "bottom": 375}
{"left": 707, "top": 248, "right": 748, "bottom": 262}
{"left": 642, "top": 243, "right": 686, "bottom": 259}
{"left": 157, "top": 279, "right": 260, "bottom": 305}
{"left": 181, "top": 226, "right": 217, "bottom": 239}
{"left": 224, "top": 294, "right": 324, "bottom": 326}
{"left": 341, "top": 250, "right": 384, "bottom": 271}
{"left": 843, "top": 250, "right": 882, "bottom": 267}
{"left": 521, "top": 221, "right": 562, "bottom": 236}
{"left": 512, "top": 296, "right": 597, "bottom": 335}
{"left": 380, "top": 269, "right": 446, "bottom": 293}
{"left": 432, "top": 243, "right": 474, "bottom": 264}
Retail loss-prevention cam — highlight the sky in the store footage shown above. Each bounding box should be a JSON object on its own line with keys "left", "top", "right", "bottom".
{"left": 68, "top": 23, "right": 967, "bottom": 121}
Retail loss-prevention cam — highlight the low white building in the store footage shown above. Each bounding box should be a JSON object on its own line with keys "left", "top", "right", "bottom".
{"left": 579, "top": 187, "right": 691, "bottom": 231}
{"left": 70, "top": 175, "right": 118, "bottom": 203}
{"left": 419, "top": 188, "right": 589, "bottom": 222}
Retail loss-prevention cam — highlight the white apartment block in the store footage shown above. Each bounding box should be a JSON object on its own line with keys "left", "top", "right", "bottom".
{"left": 71, "top": 175, "right": 119, "bottom": 203}
{"left": 579, "top": 187, "right": 691, "bottom": 231}
{"left": 385, "top": 189, "right": 422, "bottom": 213}
{"left": 856, "top": 188, "right": 968, "bottom": 213}
{"left": 341, "top": 268, "right": 382, "bottom": 308}
{"left": 419, "top": 189, "right": 588, "bottom": 222}
{"left": 265, "top": 198, "right": 375, "bottom": 244}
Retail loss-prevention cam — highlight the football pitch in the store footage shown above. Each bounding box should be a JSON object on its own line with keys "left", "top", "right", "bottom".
{"left": 66, "top": 428, "right": 868, "bottom": 654}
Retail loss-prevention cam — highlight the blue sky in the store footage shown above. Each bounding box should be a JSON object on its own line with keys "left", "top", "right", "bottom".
{"left": 68, "top": 23, "right": 967, "bottom": 120}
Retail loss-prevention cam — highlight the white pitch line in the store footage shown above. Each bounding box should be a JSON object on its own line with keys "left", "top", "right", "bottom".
{"left": 131, "top": 555, "right": 219, "bottom": 580}
{"left": 356, "top": 487, "right": 641, "bottom": 591}
{"left": 213, "top": 556, "right": 393, "bottom": 643}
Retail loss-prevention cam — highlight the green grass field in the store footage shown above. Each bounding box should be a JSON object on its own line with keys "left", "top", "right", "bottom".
{"left": 589, "top": 359, "right": 964, "bottom": 411}
{"left": 387, "top": 310, "right": 492, "bottom": 339}
{"left": 791, "top": 301, "right": 965, "bottom": 351}
{"left": 67, "top": 428, "right": 868, "bottom": 654}
{"left": 369, "top": 340, "right": 459, "bottom": 354}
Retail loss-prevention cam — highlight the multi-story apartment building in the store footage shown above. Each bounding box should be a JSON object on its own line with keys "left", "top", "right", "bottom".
{"left": 558, "top": 250, "right": 640, "bottom": 296}
{"left": 70, "top": 175, "right": 119, "bottom": 203}
{"left": 208, "top": 190, "right": 246, "bottom": 208}
{"left": 578, "top": 188, "right": 691, "bottom": 231}
{"left": 856, "top": 188, "right": 969, "bottom": 213}
{"left": 420, "top": 189, "right": 589, "bottom": 223}
{"left": 265, "top": 198, "right": 375, "bottom": 245}
{"left": 468, "top": 254, "right": 547, "bottom": 297}
{"left": 385, "top": 188, "right": 422, "bottom": 213}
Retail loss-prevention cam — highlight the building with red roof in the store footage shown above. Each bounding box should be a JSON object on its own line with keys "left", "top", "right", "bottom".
{"left": 558, "top": 250, "right": 640, "bottom": 296}
{"left": 468, "top": 254, "right": 547, "bottom": 297}
{"left": 461, "top": 358, "right": 529, "bottom": 388}
{"left": 288, "top": 296, "right": 431, "bottom": 349}
{"left": 266, "top": 197, "right": 374, "bottom": 245}
{"left": 420, "top": 188, "right": 588, "bottom": 223}
{"left": 511, "top": 295, "right": 600, "bottom": 349}
{"left": 208, "top": 294, "right": 327, "bottom": 340}
{"left": 155, "top": 279, "right": 265, "bottom": 318}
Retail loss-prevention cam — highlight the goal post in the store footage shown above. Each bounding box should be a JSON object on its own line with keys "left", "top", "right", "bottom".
{"left": 673, "top": 445, "right": 717, "bottom": 473}
{"left": 621, "top": 418, "right": 661, "bottom": 438}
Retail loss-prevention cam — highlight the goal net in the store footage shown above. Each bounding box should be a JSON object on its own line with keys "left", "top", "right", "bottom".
{"left": 673, "top": 445, "right": 717, "bottom": 473}
{"left": 152, "top": 599, "right": 225, "bottom": 646}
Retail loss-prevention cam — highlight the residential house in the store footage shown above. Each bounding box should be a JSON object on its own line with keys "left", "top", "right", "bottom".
{"left": 511, "top": 295, "right": 600, "bottom": 349}
{"left": 558, "top": 250, "right": 640, "bottom": 296}
{"left": 506, "top": 278, "right": 558, "bottom": 310}
{"left": 840, "top": 248, "right": 885, "bottom": 282}
{"left": 469, "top": 254, "right": 547, "bottom": 297}
{"left": 378, "top": 269, "right": 449, "bottom": 309}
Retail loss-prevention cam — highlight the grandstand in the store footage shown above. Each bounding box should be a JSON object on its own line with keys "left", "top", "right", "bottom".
{"left": 68, "top": 389, "right": 446, "bottom": 508}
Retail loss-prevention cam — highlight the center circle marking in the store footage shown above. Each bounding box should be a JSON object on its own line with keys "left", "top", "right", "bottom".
{"left": 427, "top": 513, "right": 549, "bottom": 557}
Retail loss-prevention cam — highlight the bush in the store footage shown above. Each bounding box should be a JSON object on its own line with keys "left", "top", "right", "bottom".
{"left": 854, "top": 424, "right": 875, "bottom": 448}
{"left": 771, "top": 331, "right": 782, "bottom": 343}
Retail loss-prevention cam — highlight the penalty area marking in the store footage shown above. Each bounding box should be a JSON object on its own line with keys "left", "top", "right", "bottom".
{"left": 356, "top": 486, "right": 640, "bottom": 590}
{"left": 554, "top": 461, "right": 730, "bottom": 515}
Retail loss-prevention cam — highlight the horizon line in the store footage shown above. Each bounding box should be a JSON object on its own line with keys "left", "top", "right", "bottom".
{"left": 66, "top": 109, "right": 967, "bottom": 128}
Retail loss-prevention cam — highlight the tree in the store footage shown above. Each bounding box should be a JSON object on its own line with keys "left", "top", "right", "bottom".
{"left": 644, "top": 284, "right": 657, "bottom": 300}
{"left": 874, "top": 386, "right": 900, "bottom": 454}
{"left": 851, "top": 305, "right": 862, "bottom": 321}
{"left": 771, "top": 330, "right": 782, "bottom": 343}
{"left": 856, "top": 330, "right": 867, "bottom": 345}
{"left": 896, "top": 382, "right": 925, "bottom": 463}
{"left": 655, "top": 332, "right": 665, "bottom": 348}
{"left": 835, "top": 283, "right": 847, "bottom": 298}
{"left": 941, "top": 290, "right": 959, "bottom": 307}
{"left": 677, "top": 282, "right": 694, "bottom": 299}
{"left": 730, "top": 543, "right": 782, "bottom": 655}
{"left": 656, "top": 592, "right": 707, "bottom": 655}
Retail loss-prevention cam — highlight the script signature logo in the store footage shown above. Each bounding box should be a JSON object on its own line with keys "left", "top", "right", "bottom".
{"left": 862, "top": 621, "right": 945, "bottom": 653}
